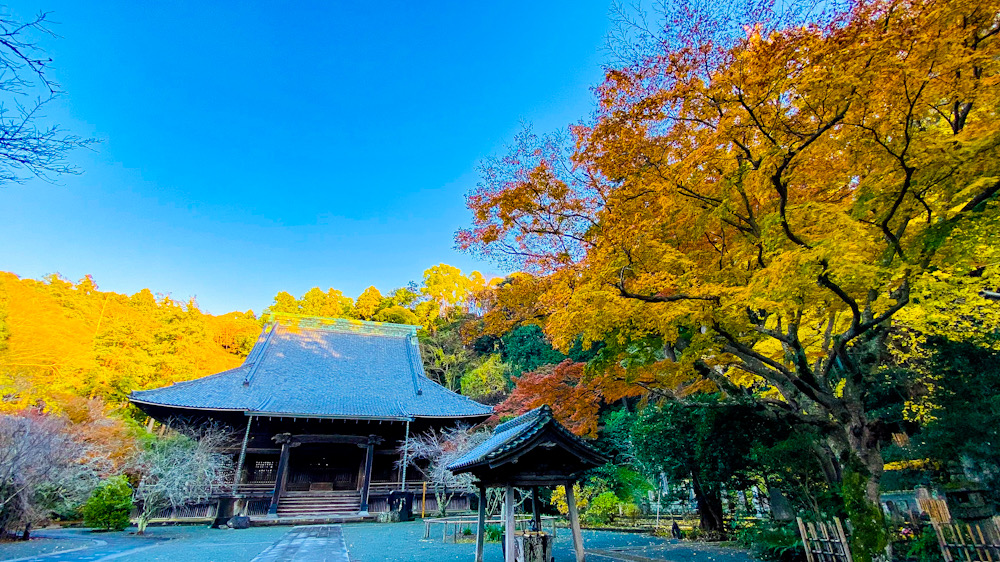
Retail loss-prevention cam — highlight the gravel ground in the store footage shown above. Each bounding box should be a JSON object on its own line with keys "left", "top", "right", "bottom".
{"left": 0, "top": 534, "right": 97, "bottom": 561}
{"left": 0, "top": 521, "right": 757, "bottom": 562}
{"left": 0, "top": 525, "right": 290, "bottom": 562}
{"left": 342, "top": 520, "right": 756, "bottom": 562}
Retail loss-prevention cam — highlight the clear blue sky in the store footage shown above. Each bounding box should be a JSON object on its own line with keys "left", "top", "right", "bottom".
{"left": 0, "top": 1, "right": 612, "bottom": 314}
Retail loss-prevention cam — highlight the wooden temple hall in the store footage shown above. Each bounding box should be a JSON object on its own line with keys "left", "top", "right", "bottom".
{"left": 129, "top": 317, "right": 492, "bottom": 520}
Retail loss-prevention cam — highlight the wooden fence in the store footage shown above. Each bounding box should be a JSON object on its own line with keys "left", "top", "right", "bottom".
{"left": 131, "top": 502, "right": 219, "bottom": 523}
{"left": 796, "top": 517, "right": 854, "bottom": 562}
{"left": 424, "top": 515, "right": 559, "bottom": 543}
{"left": 932, "top": 518, "right": 1000, "bottom": 562}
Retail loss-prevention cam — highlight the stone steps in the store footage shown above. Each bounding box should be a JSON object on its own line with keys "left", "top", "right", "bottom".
{"left": 276, "top": 491, "right": 362, "bottom": 516}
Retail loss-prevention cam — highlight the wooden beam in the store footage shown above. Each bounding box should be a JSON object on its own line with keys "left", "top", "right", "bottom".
{"left": 476, "top": 484, "right": 486, "bottom": 562}
{"left": 277, "top": 433, "right": 384, "bottom": 445}
{"left": 231, "top": 415, "right": 254, "bottom": 494}
{"left": 565, "top": 482, "right": 585, "bottom": 562}
{"left": 532, "top": 486, "right": 542, "bottom": 532}
{"left": 505, "top": 483, "right": 516, "bottom": 562}
{"left": 359, "top": 442, "right": 375, "bottom": 515}
{"left": 267, "top": 441, "right": 293, "bottom": 515}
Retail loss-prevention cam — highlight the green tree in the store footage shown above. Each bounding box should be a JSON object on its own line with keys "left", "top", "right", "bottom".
{"left": 83, "top": 476, "right": 133, "bottom": 531}
{"left": 459, "top": 354, "right": 508, "bottom": 401}
{"left": 500, "top": 325, "right": 566, "bottom": 377}
{"left": 633, "top": 399, "right": 782, "bottom": 532}
{"left": 372, "top": 305, "right": 418, "bottom": 325}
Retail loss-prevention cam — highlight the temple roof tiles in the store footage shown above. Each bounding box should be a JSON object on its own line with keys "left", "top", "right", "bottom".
{"left": 130, "top": 317, "right": 492, "bottom": 421}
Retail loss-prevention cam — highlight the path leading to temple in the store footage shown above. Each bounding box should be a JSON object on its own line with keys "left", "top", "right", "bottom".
{"left": 251, "top": 525, "right": 349, "bottom": 562}
{"left": 1, "top": 522, "right": 756, "bottom": 561}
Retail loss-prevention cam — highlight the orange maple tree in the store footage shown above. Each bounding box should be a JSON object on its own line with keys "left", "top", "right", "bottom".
{"left": 461, "top": 0, "right": 1000, "bottom": 499}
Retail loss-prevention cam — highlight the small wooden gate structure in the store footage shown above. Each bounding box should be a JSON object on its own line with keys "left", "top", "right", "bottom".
{"left": 932, "top": 519, "right": 1000, "bottom": 562}
{"left": 796, "top": 517, "right": 854, "bottom": 562}
{"left": 447, "top": 405, "right": 608, "bottom": 562}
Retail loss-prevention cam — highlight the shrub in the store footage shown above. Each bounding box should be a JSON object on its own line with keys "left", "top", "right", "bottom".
{"left": 734, "top": 519, "right": 804, "bottom": 562}
{"left": 587, "top": 491, "right": 621, "bottom": 524}
{"left": 905, "top": 526, "right": 944, "bottom": 562}
{"left": 620, "top": 502, "right": 641, "bottom": 523}
{"left": 551, "top": 483, "right": 591, "bottom": 515}
{"left": 485, "top": 524, "right": 504, "bottom": 542}
{"left": 83, "top": 476, "right": 133, "bottom": 531}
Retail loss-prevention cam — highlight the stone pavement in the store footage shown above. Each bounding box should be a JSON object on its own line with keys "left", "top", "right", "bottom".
{"left": 0, "top": 526, "right": 288, "bottom": 562}
{"left": 0, "top": 521, "right": 755, "bottom": 562}
{"left": 341, "top": 521, "right": 756, "bottom": 562}
{"left": 251, "top": 525, "right": 350, "bottom": 562}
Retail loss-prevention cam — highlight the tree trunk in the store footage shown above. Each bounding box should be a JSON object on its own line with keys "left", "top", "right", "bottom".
{"left": 691, "top": 474, "right": 724, "bottom": 533}
{"left": 137, "top": 504, "right": 153, "bottom": 535}
{"left": 436, "top": 491, "right": 455, "bottom": 517}
{"left": 844, "top": 411, "right": 884, "bottom": 504}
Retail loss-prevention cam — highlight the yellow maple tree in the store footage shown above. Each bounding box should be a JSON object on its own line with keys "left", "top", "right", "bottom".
{"left": 460, "top": 0, "right": 1000, "bottom": 499}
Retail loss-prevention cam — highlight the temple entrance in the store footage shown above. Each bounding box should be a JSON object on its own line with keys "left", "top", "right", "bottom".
{"left": 287, "top": 443, "right": 365, "bottom": 491}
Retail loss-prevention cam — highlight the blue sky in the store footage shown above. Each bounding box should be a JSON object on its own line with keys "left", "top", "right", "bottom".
{"left": 0, "top": 1, "right": 612, "bottom": 314}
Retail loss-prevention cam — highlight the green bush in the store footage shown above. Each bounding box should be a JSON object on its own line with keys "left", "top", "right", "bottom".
{"left": 620, "top": 502, "right": 641, "bottom": 522}
{"left": 485, "top": 524, "right": 504, "bottom": 542}
{"left": 905, "top": 526, "right": 944, "bottom": 562}
{"left": 734, "top": 519, "right": 805, "bottom": 562}
{"left": 83, "top": 476, "right": 133, "bottom": 531}
{"left": 587, "top": 491, "right": 621, "bottom": 524}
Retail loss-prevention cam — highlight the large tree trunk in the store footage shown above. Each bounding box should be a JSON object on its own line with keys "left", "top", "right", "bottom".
{"left": 844, "top": 410, "right": 884, "bottom": 504}
{"left": 691, "top": 474, "right": 725, "bottom": 533}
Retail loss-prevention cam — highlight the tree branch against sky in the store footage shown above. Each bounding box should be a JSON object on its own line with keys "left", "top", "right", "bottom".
{"left": 0, "top": 9, "right": 93, "bottom": 186}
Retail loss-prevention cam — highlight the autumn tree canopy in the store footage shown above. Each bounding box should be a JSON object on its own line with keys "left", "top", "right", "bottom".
{"left": 460, "top": 0, "right": 1000, "bottom": 500}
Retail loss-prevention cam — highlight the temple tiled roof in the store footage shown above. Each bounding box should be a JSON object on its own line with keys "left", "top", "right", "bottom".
{"left": 447, "top": 405, "right": 606, "bottom": 472}
{"left": 130, "top": 317, "right": 492, "bottom": 421}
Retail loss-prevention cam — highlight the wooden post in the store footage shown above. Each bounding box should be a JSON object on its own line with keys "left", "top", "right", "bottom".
{"left": 232, "top": 415, "right": 253, "bottom": 494}
{"left": 532, "top": 486, "right": 542, "bottom": 532}
{"left": 359, "top": 440, "right": 375, "bottom": 515}
{"left": 268, "top": 441, "right": 292, "bottom": 515}
{"left": 401, "top": 419, "right": 411, "bottom": 491}
{"left": 796, "top": 518, "right": 815, "bottom": 562}
{"left": 422, "top": 481, "right": 428, "bottom": 518}
{"left": 565, "top": 482, "right": 585, "bottom": 562}
{"left": 505, "top": 484, "right": 516, "bottom": 562}
{"left": 476, "top": 484, "right": 487, "bottom": 562}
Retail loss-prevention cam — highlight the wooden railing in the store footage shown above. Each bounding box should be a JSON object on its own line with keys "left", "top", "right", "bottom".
{"left": 131, "top": 502, "right": 219, "bottom": 523}
{"left": 424, "top": 515, "right": 560, "bottom": 543}
{"left": 368, "top": 481, "right": 475, "bottom": 495}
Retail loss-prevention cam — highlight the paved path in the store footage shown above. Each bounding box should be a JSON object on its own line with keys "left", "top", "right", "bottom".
{"left": 251, "top": 526, "right": 350, "bottom": 562}
{"left": 0, "top": 526, "right": 288, "bottom": 562}
{"left": 2, "top": 531, "right": 169, "bottom": 562}
{"left": 1, "top": 522, "right": 754, "bottom": 562}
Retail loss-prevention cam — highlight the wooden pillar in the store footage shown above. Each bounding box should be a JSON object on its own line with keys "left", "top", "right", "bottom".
{"left": 268, "top": 441, "right": 292, "bottom": 515}
{"left": 565, "top": 482, "right": 585, "bottom": 562}
{"left": 359, "top": 440, "right": 375, "bottom": 515}
{"left": 504, "top": 483, "right": 516, "bottom": 562}
{"left": 400, "top": 419, "right": 411, "bottom": 491}
{"left": 532, "top": 486, "right": 541, "bottom": 531}
{"left": 232, "top": 415, "right": 253, "bottom": 494}
{"left": 476, "top": 484, "right": 487, "bottom": 562}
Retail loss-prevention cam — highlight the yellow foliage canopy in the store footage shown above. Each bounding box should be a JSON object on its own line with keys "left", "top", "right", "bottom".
{"left": 0, "top": 272, "right": 259, "bottom": 413}
{"left": 462, "top": 0, "right": 1000, "bottom": 481}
